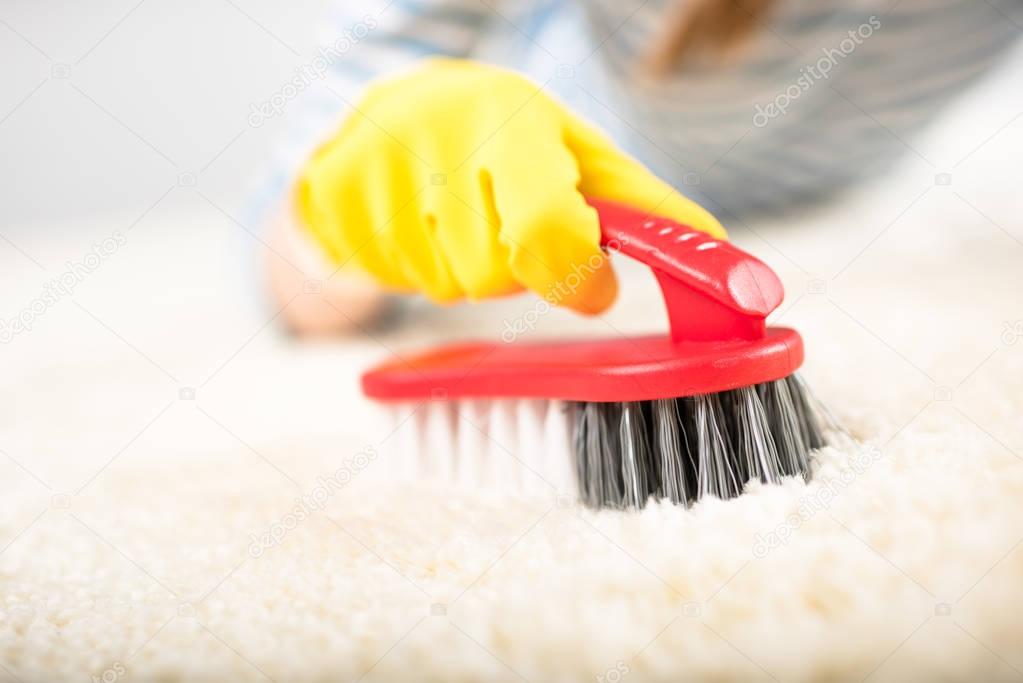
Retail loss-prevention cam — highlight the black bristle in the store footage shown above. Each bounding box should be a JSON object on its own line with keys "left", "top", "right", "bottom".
{"left": 619, "top": 402, "right": 652, "bottom": 508}
{"left": 652, "top": 399, "right": 692, "bottom": 504}
{"left": 574, "top": 401, "right": 625, "bottom": 508}
{"left": 787, "top": 375, "right": 826, "bottom": 450}
{"left": 570, "top": 374, "right": 826, "bottom": 510}
{"left": 639, "top": 401, "right": 662, "bottom": 498}
{"left": 732, "top": 386, "right": 783, "bottom": 486}
{"left": 695, "top": 393, "right": 741, "bottom": 501}
{"left": 760, "top": 378, "right": 810, "bottom": 478}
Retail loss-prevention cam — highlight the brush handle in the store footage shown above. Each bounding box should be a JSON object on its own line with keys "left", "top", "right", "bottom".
{"left": 587, "top": 197, "right": 784, "bottom": 342}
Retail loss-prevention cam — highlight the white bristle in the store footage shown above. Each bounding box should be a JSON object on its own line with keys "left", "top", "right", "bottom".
{"left": 542, "top": 401, "right": 577, "bottom": 496}
{"left": 454, "top": 399, "right": 488, "bottom": 486}
{"left": 486, "top": 400, "right": 521, "bottom": 487}
{"left": 515, "top": 399, "right": 550, "bottom": 494}
{"left": 390, "top": 403, "right": 425, "bottom": 477}
{"left": 379, "top": 398, "right": 573, "bottom": 498}
{"left": 422, "top": 402, "right": 457, "bottom": 478}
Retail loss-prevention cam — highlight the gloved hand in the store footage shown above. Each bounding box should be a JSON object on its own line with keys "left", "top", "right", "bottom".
{"left": 295, "top": 58, "right": 726, "bottom": 314}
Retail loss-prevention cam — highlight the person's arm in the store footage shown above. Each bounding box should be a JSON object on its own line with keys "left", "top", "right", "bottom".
{"left": 264, "top": 0, "right": 506, "bottom": 335}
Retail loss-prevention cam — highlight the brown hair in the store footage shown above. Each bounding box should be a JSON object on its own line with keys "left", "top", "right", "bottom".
{"left": 646, "top": 0, "right": 779, "bottom": 74}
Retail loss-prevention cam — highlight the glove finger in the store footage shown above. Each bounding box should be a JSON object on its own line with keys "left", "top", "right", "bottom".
{"left": 562, "top": 112, "right": 728, "bottom": 240}
{"left": 385, "top": 206, "right": 464, "bottom": 302}
{"left": 426, "top": 175, "right": 522, "bottom": 300}
{"left": 484, "top": 111, "right": 618, "bottom": 315}
{"left": 295, "top": 135, "right": 417, "bottom": 291}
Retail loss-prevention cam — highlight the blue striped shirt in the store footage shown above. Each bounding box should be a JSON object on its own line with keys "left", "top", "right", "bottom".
{"left": 261, "top": 0, "right": 1020, "bottom": 221}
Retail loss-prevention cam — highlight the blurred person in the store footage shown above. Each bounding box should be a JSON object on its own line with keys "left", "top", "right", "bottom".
{"left": 260, "top": 0, "right": 1019, "bottom": 334}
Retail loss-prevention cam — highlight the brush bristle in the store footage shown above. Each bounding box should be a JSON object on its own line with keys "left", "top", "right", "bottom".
{"left": 572, "top": 375, "right": 823, "bottom": 509}
{"left": 381, "top": 374, "right": 825, "bottom": 510}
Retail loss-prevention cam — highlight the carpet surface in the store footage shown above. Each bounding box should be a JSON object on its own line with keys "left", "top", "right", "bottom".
{"left": 2, "top": 58, "right": 1023, "bottom": 683}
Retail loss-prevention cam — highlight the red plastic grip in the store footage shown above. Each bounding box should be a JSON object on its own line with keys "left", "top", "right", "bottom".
{"left": 588, "top": 198, "right": 784, "bottom": 341}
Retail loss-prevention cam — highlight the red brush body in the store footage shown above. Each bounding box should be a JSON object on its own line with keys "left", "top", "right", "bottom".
{"left": 362, "top": 198, "right": 803, "bottom": 402}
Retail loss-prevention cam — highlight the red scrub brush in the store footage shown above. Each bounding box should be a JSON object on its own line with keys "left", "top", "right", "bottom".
{"left": 361, "top": 198, "right": 824, "bottom": 509}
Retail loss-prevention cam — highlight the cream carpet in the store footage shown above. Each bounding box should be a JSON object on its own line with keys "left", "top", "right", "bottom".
{"left": 3, "top": 60, "right": 1023, "bottom": 683}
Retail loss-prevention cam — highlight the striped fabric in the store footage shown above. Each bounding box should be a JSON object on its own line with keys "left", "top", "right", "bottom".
{"left": 264, "top": 0, "right": 1021, "bottom": 220}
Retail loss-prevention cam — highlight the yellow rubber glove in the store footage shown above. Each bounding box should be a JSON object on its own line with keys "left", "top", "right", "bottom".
{"left": 295, "top": 58, "right": 726, "bottom": 315}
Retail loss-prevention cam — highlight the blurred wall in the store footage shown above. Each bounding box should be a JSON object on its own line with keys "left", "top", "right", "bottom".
{"left": 0, "top": 0, "right": 330, "bottom": 230}
{"left": 3, "top": 1, "right": 1022, "bottom": 235}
